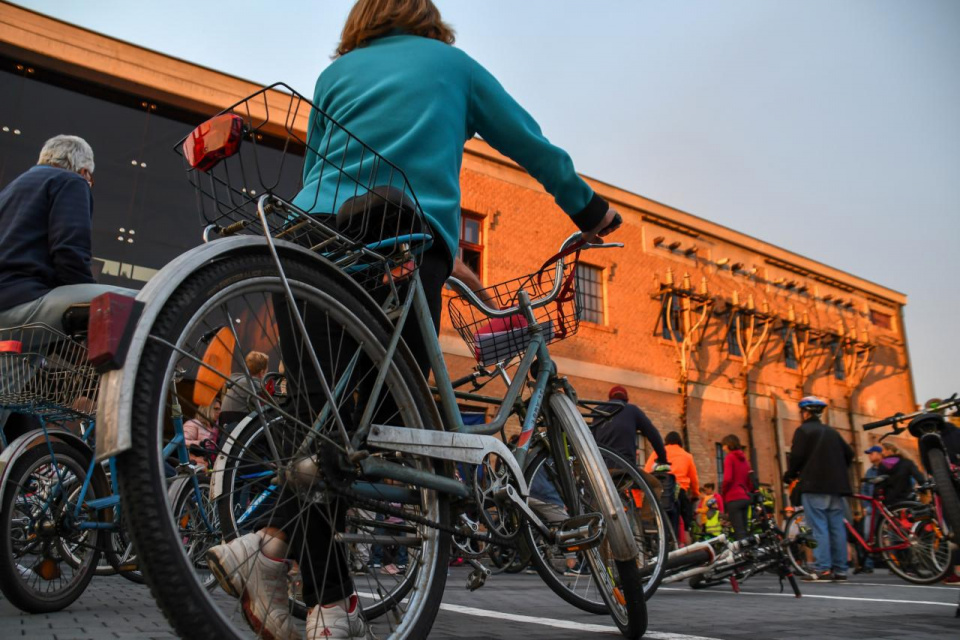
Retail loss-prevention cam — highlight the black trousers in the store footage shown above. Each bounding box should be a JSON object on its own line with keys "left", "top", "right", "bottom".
{"left": 269, "top": 245, "right": 450, "bottom": 607}
{"left": 725, "top": 499, "right": 750, "bottom": 541}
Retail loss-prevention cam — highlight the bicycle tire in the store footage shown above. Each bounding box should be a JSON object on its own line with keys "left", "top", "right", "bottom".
{"left": 879, "top": 501, "right": 952, "bottom": 585}
{"left": 117, "top": 252, "right": 450, "bottom": 640}
{"left": 928, "top": 452, "right": 960, "bottom": 542}
{"left": 545, "top": 393, "right": 647, "bottom": 638}
{"left": 0, "top": 442, "right": 106, "bottom": 613}
{"left": 782, "top": 509, "right": 815, "bottom": 578}
{"left": 523, "top": 442, "right": 668, "bottom": 612}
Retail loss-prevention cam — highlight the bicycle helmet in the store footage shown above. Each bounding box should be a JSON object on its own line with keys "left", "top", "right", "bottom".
{"left": 798, "top": 396, "right": 827, "bottom": 414}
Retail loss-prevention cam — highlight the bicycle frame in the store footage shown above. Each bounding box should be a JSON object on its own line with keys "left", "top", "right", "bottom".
{"left": 845, "top": 493, "right": 912, "bottom": 554}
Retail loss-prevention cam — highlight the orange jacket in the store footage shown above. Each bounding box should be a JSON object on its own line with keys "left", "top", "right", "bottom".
{"left": 645, "top": 444, "right": 700, "bottom": 498}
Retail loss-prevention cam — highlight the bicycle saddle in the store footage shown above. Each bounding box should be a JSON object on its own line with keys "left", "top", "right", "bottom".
{"left": 863, "top": 475, "right": 888, "bottom": 485}
{"left": 61, "top": 303, "right": 91, "bottom": 338}
{"left": 335, "top": 185, "right": 423, "bottom": 244}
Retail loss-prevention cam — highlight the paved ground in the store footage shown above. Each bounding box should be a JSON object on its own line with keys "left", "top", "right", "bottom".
{"left": 2, "top": 567, "right": 958, "bottom": 639}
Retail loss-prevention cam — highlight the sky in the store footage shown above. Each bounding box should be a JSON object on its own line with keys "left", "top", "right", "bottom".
{"left": 12, "top": 0, "right": 959, "bottom": 404}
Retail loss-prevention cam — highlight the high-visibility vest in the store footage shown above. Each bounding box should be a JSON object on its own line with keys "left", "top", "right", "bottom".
{"left": 703, "top": 509, "right": 722, "bottom": 537}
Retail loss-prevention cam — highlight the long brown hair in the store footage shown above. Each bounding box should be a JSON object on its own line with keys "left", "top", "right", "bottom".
{"left": 336, "top": 0, "right": 455, "bottom": 57}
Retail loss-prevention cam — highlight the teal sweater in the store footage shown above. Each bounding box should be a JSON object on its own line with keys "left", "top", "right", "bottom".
{"left": 293, "top": 34, "right": 607, "bottom": 260}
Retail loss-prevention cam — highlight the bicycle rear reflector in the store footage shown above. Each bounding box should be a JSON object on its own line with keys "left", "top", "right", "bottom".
{"left": 0, "top": 340, "right": 22, "bottom": 353}
{"left": 88, "top": 293, "right": 144, "bottom": 372}
{"left": 182, "top": 113, "right": 244, "bottom": 172}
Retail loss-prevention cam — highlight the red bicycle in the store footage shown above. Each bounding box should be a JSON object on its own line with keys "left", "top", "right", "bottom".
{"left": 783, "top": 487, "right": 952, "bottom": 584}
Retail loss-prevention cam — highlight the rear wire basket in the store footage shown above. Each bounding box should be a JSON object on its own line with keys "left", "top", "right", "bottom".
{"left": 448, "top": 260, "right": 580, "bottom": 366}
{"left": 175, "top": 83, "right": 432, "bottom": 301}
{"left": 0, "top": 324, "right": 99, "bottom": 421}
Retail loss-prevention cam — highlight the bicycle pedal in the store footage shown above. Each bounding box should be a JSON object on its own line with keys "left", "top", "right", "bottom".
{"left": 555, "top": 512, "right": 604, "bottom": 552}
{"left": 466, "top": 568, "right": 487, "bottom": 591}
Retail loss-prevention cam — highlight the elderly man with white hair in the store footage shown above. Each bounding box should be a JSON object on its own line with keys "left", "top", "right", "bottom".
{"left": 0, "top": 135, "right": 136, "bottom": 444}
{"left": 0, "top": 135, "right": 134, "bottom": 330}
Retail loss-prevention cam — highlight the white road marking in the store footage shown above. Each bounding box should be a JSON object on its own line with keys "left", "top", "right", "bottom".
{"left": 848, "top": 581, "right": 960, "bottom": 591}
{"left": 358, "top": 591, "right": 721, "bottom": 638}
{"left": 659, "top": 586, "right": 956, "bottom": 607}
{"left": 436, "top": 602, "right": 723, "bottom": 639}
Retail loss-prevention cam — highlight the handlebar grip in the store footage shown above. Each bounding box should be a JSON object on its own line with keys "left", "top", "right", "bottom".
{"left": 863, "top": 417, "right": 895, "bottom": 431}
{"left": 598, "top": 212, "right": 622, "bottom": 238}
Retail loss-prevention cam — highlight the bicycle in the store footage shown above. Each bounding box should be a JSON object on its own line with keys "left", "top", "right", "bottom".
{"left": 661, "top": 489, "right": 801, "bottom": 596}
{"left": 91, "top": 84, "right": 662, "bottom": 639}
{"left": 862, "top": 394, "right": 960, "bottom": 541}
{"left": 0, "top": 321, "right": 228, "bottom": 612}
{"left": 782, "top": 487, "right": 952, "bottom": 584}
{"left": 0, "top": 322, "right": 139, "bottom": 612}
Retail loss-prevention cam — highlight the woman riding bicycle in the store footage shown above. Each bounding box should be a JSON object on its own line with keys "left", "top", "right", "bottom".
{"left": 205, "top": 1, "right": 622, "bottom": 638}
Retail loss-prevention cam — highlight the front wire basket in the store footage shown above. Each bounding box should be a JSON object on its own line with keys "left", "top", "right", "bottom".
{"left": 0, "top": 324, "right": 99, "bottom": 421}
{"left": 175, "top": 83, "right": 432, "bottom": 302}
{"left": 448, "top": 260, "right": 580, "bottom": 367}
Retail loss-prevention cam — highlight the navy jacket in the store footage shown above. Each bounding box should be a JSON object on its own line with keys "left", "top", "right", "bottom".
{"left": 592, "top": 400, "right": 668, "bottom": 465}
{"left": 0, "top": 165, "right": 95, "bottom": 311}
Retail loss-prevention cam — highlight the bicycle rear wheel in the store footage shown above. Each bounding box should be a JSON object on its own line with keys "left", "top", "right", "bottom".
{"left": 0, "top": 441, "right": 105, "bottom": 612}
{"left": 542, "top": 393, "right": 647, "bottom": 638}
{"left": 117, "top": 253, "right": 449, "bottom": 640}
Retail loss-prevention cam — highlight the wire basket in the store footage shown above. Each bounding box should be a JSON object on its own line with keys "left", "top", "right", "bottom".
{"left": 175, "top": 83, "right": 432, "bottom": 298}
{"left": 448, "top": 260, "right": 580, "bottom": 366}
{"left": 0, "top": 324, "right": 99, "bottom": 421}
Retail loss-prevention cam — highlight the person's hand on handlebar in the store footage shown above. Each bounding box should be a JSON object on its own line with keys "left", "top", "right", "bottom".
{"left": 582, "top": 207, "right": 622, "bottom": 244}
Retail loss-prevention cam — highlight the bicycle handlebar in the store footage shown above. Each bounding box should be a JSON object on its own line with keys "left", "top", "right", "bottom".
{"left": 863, "top": 394, "right": 959, "bottom": 431}
{"left": 446, "top": 232, "right": 623, "bottom": 319}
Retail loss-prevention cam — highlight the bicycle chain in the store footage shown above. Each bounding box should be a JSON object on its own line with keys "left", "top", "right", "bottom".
{"left": 330, "top": 481, "right": 518, "bottom": 548}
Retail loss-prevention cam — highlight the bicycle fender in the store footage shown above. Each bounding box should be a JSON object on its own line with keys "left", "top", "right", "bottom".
{"left": 0, "top": 428, "right": 99, "bottom": 507}
{"left": 96, "top": 236, "right": 429, "bottom": 462}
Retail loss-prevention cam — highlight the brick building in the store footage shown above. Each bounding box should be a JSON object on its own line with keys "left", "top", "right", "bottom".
{"left": 0, "top": 3, "right": 916, "bottom": 495}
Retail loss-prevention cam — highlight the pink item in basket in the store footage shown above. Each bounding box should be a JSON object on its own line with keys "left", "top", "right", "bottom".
{"left": 473, "top": 314, "right": 545, "bottom": 366}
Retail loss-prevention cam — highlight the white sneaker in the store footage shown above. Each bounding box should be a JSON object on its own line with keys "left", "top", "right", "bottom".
{"left": 206, "top": 533, "right": 299, "bottom": 640}
{"left": 306, "top": 595, "right": 368, "bottom": 639}
{"left": 206, "top": 532, "right": 262, "bottom": 598}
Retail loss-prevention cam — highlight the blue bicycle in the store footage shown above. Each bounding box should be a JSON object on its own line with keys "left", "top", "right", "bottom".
{"left": 0, "top": 321, "right": 223, "bottom": 611}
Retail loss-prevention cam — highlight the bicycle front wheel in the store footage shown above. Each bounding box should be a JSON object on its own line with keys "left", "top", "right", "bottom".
{"left": 117, "top": 252, "right": 449, "bottom": 640}
{"left": 782, "top": 509, "right": 815, "bottom": 578}
{"left": 524, "top": 444, "right": 667, "bottom": 611}
{"left": 544, "top": 393, "right": 647, "bottom": 638}
{"left": 928, "top": 452, "right": 960, "bottom": 541}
